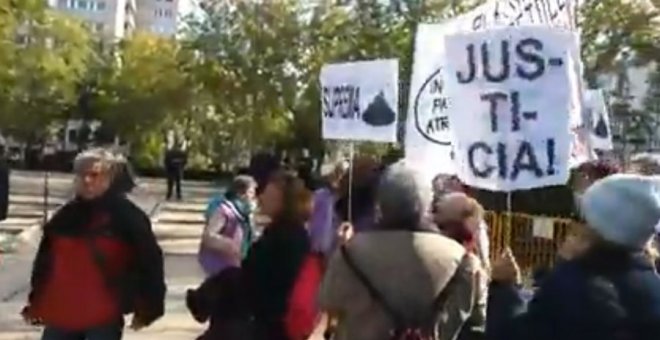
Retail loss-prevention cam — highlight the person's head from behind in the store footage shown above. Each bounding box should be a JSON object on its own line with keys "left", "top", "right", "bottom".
{"left": 226, "top": 175, "right": 257, "bottom": 206}
{"left": 376, "top": 161, "right": 434, "bottom": 231}
{"left": 259, "top": 171, "right": 312, "bottom": 227}
{"left": 565, "top": 174, "right": 660, "bottom": 261}
{"left": 432, "top": 174, "right": 466, "bottom": 199}
{"left": 73, "top": 148, "right": 118, "bottom": 200}
{"left": 573, "top": 160, "right": 620, "bottom": 195}
{"left": 628, "top": 153, "right": 660, "bottom": 175}
{"left": 434, "top": 192, "right": 483, "bottom": 251}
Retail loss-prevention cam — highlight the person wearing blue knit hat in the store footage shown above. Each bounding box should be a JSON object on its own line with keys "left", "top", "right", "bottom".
{"left": 486, "top": 174, "right": 660, "bottom": 340}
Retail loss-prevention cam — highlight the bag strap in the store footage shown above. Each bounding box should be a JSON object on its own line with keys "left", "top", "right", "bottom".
{"left": 84, "top": 212, "right": 119, "bottom": 290}
{"left": 340, "top": 245, "right": 465, "bottom": 330}
{"left": 341, "top": 245, "right": 405, "bottom": 328}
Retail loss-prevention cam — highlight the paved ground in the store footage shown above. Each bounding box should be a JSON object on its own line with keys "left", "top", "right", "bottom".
{"left": 0, "top": 171, "right": 326, "bottom": 339}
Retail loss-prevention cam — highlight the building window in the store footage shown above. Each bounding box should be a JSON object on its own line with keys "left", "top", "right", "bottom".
{"left": 97, "top": 1, "right": 106, "bottom": 10}
{"left": 164, "top": 9, "right": 173, "bottom": 17}
{"left": 76, "top": 0, "right": 88, "bottom": 10}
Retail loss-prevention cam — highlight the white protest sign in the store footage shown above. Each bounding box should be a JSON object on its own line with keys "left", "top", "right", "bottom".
{"left": 443, "top": 26, "right": 580, "bottom": 191}
{"left": 404, "top": 0, "right": 577, "bottom": 181}
{"left": 583, "top": 89, "right": 613, "bottom": 150}
{"left": 321, "top": 59, "right": 398, "bottom": 143}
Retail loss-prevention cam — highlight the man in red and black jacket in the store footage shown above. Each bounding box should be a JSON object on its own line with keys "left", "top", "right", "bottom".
{"left": 22, "top": 148, "right": 166, "bottom": 340}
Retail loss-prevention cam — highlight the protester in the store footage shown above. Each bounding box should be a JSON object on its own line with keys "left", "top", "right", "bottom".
{"left": 110, "top": 152, "right": 137, "bottom": 195}
{"left": 242, "top": 171, "right": 315, "bottom": 340}
{"left": 198, "top": 175, "right": 257, "bottom": 277}
{"left": 164, "top": 141, "right": 187, "bottom": 200}
{"left": 433, "top": 174, "right": 491, "bottom": 271}
{"left": 296, "top": 151, "right": 316, "bottom": 191}
{"left": 320, "top": 161, "right": 480, "bottom": 340}
{"left": 434, "top": 192, "right": 488, "bottom": 338}
{"left": 22, "top": 148, "right": 166, "bottom": 340}
{"left": 628, "top": 153, "right": 660, "bottom": 175}
{"left": 248, "top": 150, "right": 281, "bottom": 194}
{"left": 572, "top": 159, "right": 620, "bottom": 197}
{"left": 487, "top": 174, "right": 660, "bottom": 340}
{"left": 309, "top": 161, "right": 349, "bottom": 259}
{"left": 186, "top": 267, "right": 252, "bottom": 340}
{"left": 626, "top": 154, "right": 660, "bottom": 258}
{"left": 535, "top": 159, "right": 624, "bottom": 282}
{"left": 334, "top": 156, "right": 380, "bottom": 233}
{"left": 308, "top": 161, "right": 349, "bottom": 339}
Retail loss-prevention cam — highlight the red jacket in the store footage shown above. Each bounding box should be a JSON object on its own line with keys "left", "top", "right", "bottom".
{"left": 28, "top": 195, "right": 165, "bottom": 331}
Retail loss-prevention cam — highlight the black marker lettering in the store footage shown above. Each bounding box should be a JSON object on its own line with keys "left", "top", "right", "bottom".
{"left": 516, "top": 38, "right": 545, "bottom": 80}
{"left": 457, "top": 43, "right": 477, "bottom": 84}
{"left": 481, "top": 91, "right": 508, "bottom": 132}
{"left": 482, "top": 40, "right": 510, "bottom": 82}
{"left": 511, "top": 141, "right": 544, "bottom": 179}
{"left": 468, "top": 142, "right": 495, "bottom": 178}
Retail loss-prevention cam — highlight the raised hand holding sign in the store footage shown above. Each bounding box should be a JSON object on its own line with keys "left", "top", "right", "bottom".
{"left": 443, "top": 26, "right": 580, "bottom": 191}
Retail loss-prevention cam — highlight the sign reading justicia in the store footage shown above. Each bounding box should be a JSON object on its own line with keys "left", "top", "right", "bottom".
{"left": 404, "top": 0, "right": 578, "bottom": 180}
{"left": 443, "top": 26, "right": 580, "bottom": 191}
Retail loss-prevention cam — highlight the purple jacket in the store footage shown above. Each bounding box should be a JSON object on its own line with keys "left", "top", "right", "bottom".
{"left": 309, "top": 188, "right": 337, "bottom": 256}
{"left": 198, "top": 202, "right": 245, "bottom": 277}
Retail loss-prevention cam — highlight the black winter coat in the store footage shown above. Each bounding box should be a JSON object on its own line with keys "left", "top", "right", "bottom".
{"left": 29, "top": 193, "right": 166, "bottom": 326}
{"left": 487, "top": 248, "right": 660, "bottom": 340}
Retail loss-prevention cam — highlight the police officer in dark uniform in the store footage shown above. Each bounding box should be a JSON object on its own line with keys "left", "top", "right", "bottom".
{"left": 164, "top": 142, "right": 187, "bottom": 200}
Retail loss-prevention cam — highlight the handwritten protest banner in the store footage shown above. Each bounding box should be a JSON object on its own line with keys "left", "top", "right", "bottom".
{"left": 404, "top": 0, "right": 578, "bottom": 181}
{"left": 583, "top": 89, "right": 613, "bottom": 150}
{"left": 321, "top": 59, "right": 398, "bottom": 142}
{"left": 443, "top": 26, "right": 580, "bottom": 191}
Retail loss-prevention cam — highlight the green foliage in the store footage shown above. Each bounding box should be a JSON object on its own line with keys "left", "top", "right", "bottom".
{"left": 1, "top": 0, "right": 659, "bottom": 170}
{"left": 0, "top": 0, "right": 93, "bottom": 140}
{"left": 580, "top": 0, "right": 660, "bottom": 85}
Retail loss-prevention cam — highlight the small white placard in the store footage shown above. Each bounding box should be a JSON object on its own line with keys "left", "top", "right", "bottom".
{"left": 532, "top": 217, "right": 555, "bottom": 239}
{"left": 320, "top": 59, "right": 399, "bottom": 142}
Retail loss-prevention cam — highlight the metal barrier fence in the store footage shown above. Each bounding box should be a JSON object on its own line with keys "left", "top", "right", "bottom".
{"left": 484, "top": 211, "right": 579, "bottom": 273}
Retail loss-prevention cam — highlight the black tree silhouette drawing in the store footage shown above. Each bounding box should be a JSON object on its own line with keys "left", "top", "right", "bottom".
{"left": 594, "top": 113, "right": 609, "bottom": 138}
{"left": 362, "top": 91, "right": 396, "bottom": 127}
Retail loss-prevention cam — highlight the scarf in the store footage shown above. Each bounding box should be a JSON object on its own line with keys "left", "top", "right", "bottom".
{"left": 225, "top": 196, "right": 254, "bottom": 259}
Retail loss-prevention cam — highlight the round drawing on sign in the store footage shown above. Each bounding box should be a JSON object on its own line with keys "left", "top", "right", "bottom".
{"left": 414, "top": 68, "right": 452, "bottom": 146}
{"left": 362, "top": 91, "right": 396, "bottom": 127}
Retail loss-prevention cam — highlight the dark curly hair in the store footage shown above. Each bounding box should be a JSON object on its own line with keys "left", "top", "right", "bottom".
{"left": 576, "top": 160, "right": 620, "bottom": 181}
{"left": 266, "top": 171, "right": 313, "bottom": 228}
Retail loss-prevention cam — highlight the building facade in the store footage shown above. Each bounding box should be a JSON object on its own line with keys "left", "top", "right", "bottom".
{"left": 136, "top": 0, "right": 203, "bottom": 37}
{"left": 50, "top": 0, "right": 137, "bottom": 39}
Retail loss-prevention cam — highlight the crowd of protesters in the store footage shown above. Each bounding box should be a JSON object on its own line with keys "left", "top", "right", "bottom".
{"left": 17, "top": 146, "right": 660, "bottom": 340}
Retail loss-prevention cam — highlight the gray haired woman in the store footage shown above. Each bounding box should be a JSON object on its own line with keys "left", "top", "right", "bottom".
{"left": 319, "top": 161, "right": 481, "bottom": 340}
{"left": 23, "top": 148, "right": 166, "bottom": 340}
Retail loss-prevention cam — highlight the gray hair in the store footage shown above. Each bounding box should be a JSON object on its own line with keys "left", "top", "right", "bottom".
{"left": 377, "top": 161, "right": 433, "bottom": 230}
{"left": 227, "top": 175, "right": 257, "bottom": 198}
{"left": 73, "top": 148, "right": 121, "bottom": 179}
{"left": 629, "top": 153, "right": 660, "bottom": 175}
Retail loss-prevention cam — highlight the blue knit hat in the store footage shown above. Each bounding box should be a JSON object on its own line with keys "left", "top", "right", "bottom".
{"left": 580, "top": 174, "right": 660, "bottom": 249}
